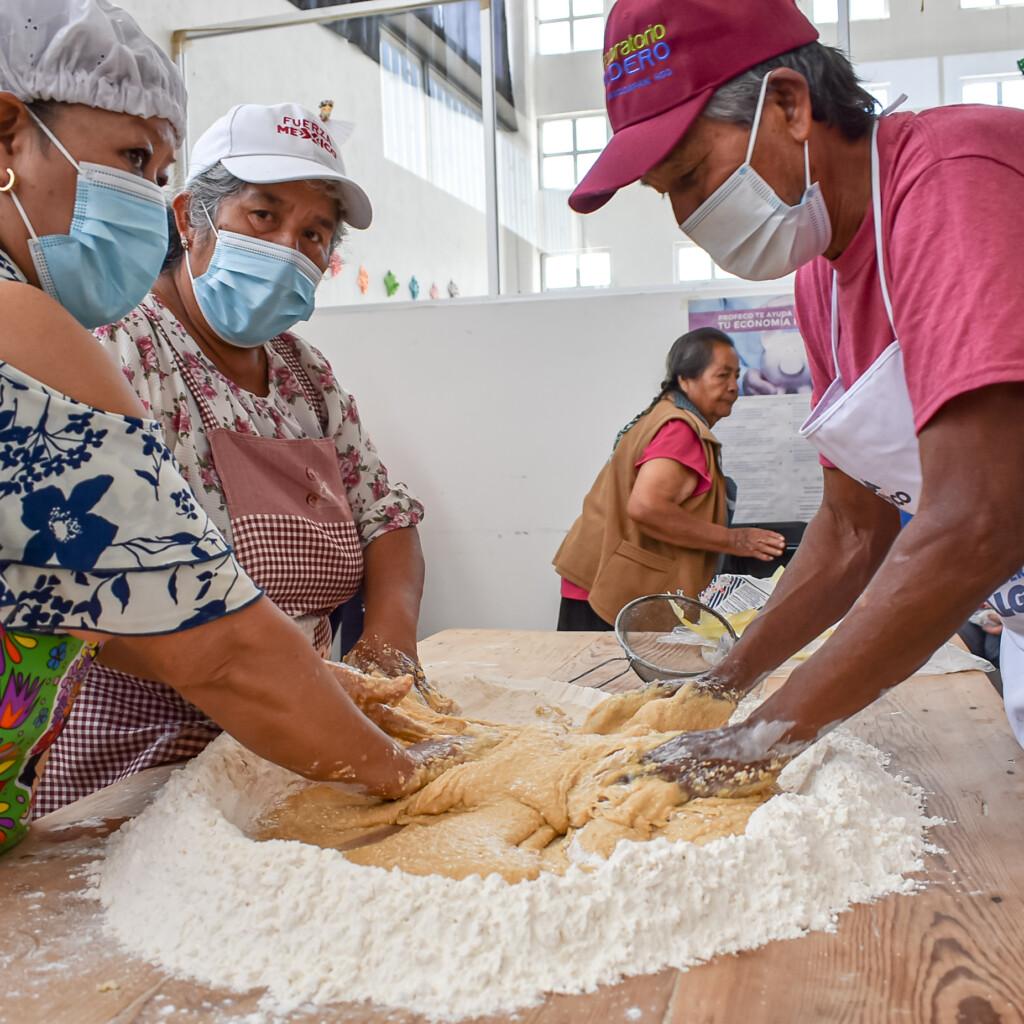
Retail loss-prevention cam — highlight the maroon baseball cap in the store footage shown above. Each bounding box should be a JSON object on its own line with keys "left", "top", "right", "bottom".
{"left": 569, "top": 0, "right": 818, "bottom": 214}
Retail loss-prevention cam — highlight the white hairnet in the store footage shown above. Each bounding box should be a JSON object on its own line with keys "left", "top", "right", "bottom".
{"left": 0, "top": 0, "right": 186, "bottom": 142}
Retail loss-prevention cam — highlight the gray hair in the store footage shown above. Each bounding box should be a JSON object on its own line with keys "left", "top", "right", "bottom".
{"left": 163, "top": 162, "right": 347, "bottom": 271}
{"left": 703, "top": 42, "right": 878, "bottom": 141}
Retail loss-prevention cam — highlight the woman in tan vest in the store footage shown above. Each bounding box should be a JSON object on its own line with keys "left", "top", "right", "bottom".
{"left": 554, "top": 329, "right": 786, "bottom": 630}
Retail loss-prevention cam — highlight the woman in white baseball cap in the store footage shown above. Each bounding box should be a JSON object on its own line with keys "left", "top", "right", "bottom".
{"left": 0, "top": 1, "right": 455, "bottom": 851}
{"left": 38, "top": 103, "right": 436, "bottom": 812}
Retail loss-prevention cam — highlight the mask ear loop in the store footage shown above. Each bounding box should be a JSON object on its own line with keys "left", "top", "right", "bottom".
{"left": 25, "top": 108, "right": 81, "bottom": 172}
{"left": 744, "top": 70, "right": 777, "bottom": 166}
{"left": 183, "top": 203, "right": 220, "bottom": 284}
{"left": 3, "top": 178, "right": 40, "bottom": 242}
{"left": 4, "top": 109, "right": 84, "bottom": 245}
{"left": 748, "top": 70, "right": 815, "bottom": 190}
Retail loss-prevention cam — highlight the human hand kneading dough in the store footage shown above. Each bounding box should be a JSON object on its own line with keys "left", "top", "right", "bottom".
{"left": 345, "top": 634, "right": 457, "bottom": 713}
{"left": 633, "top": 722, "right": 789, "bottom": 800}
{"left": 327, "top": 661, "right": 431, "bottom": 743}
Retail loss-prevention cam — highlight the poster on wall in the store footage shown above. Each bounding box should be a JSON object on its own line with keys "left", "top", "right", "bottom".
{"left": 688, "top": 294, "right": 810, "bottom": 396}
{"left": 688, "top": 294, "right": 823, "bottom": 524}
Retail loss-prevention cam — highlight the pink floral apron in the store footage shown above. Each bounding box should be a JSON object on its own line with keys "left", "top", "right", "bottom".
{"left": 35, "top": 326, "right": 363, "bottom": 814}
{"left": 172, "top": 336, "right": 364, "bottom": 653}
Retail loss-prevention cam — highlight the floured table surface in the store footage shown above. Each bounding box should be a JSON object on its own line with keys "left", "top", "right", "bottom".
{"left": 4, "top": 630, "right": 1023, "bottom": 1023}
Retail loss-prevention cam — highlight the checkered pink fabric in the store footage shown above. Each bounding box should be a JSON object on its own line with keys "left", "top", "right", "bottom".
{"left": 232, "top": 513, "right": 363, "bottom": 618}
{"left": 34, "top": 666, "right": 221, "bottom": 816}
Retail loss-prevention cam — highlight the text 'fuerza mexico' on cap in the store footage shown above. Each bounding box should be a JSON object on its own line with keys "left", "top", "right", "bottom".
{"left": 188, "top": 103, "right": 373, "bottom": 230}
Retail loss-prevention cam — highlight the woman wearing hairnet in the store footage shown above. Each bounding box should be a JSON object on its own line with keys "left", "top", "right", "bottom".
{"left": 0, "top": 0, "right": 459, "bottom": 852}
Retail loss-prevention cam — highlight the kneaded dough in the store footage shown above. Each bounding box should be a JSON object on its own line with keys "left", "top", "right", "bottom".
{"left": 256, "top": 682, "right": 769, "bottom": 882}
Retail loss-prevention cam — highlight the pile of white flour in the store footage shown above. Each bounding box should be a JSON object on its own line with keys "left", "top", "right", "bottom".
{"left": 91, "top": 724, "right": 936, "bottom": 1021}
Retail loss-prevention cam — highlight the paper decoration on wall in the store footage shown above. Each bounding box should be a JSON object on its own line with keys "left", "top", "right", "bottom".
{"left": 327, "top": 250, "right": 344, "bottom": 278}
{"left": 384, "top": 270, "right": 400, "bottom": 297}
{"left": 318, "top": 99, "right": 334, "bottom": 122}
{"left": 408, "top": 276, "right": 420, "bottom": 300}
{"left": 447, "top": 279, "right": 460, "bottom": 299}
{"left": 429, "top": 282, "right": 440, "bottom": 301}
{"left": 357, "top": 265, "right": 369, "bottom": 295}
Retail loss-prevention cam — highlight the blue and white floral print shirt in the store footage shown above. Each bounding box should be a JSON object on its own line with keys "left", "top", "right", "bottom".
{"left": 0, "top": 358, "right": 261, "bottom": 634}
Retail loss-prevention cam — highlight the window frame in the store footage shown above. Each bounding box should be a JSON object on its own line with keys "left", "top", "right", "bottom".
{"left": 811, "top": 0, "right": 890, "bottom": 22}
{"left": 538, "top": 111, "right": 610, "bottom": 191}
{"left": 535, "top": 0, "right": 605, "bottom": 55}
{"left": 960, "top": 72, "right": 1024, "bottom": 106}
{"left": 960, "top": 0, "right": 1024, "bottom": 9}
{"left": 379, "top": 27, "right": 486, "bottom": 206}
{"left": 541, "top": 248, "right": 612, "bottom": 290}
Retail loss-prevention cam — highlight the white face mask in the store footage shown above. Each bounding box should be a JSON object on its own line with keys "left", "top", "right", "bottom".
{"left": 680, "top": 71, "right": 832, "bottom": 281}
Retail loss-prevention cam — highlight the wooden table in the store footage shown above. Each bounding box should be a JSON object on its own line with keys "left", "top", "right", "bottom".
{"left": 4, "top": 630, "right": 1023, "bottom": 1023}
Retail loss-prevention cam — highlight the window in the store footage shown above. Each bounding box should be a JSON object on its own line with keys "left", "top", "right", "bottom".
{"left": 961, "top": 0, "right": 1024, "bottom": 7}
{"left": 542, "top": 250, "right": 611, "bottom": 289}
{"left": 380, "top": 32, "right": 485, "bottom": 209}
{"left": 540, "top": 114, "right": 609, "bottom": 189}
{"left": 428, "top": 70, "right": 485, "bottom": 210}
{"left": 961, "top": 74, "right": 1024, "bottom": 107}
{"left": 674, "top": 242, "right": 737, "bottom": 284}
{"left": 812, "top": 0, "right": 889, "bottom": 21}
{"left": 537, "top": 0, "right": 604, "bottom": 55}
{"left": 380, "top": 34, "right": 428, "bottom": 178}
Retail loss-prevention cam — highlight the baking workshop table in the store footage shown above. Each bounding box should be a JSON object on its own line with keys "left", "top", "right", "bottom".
{"left": 4, "top": 629, "right": 1023, "bottom": 1023}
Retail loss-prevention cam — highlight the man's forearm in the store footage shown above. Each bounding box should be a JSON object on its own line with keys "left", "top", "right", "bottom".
{"left": 749, "top": 502, "right": 1023, "bottom": 743}
{"left": 712, "top": 471, "right": 900, "bottom": 691}
{"left": 750, "top": 384, "right": 1024, "bottom": 744}
{"left": 360, "top": 527, "right": 425, "bottom": 656}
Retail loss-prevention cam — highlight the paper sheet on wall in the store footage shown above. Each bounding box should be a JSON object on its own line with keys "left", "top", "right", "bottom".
{"left": 711, "top": 394, "right": 824, "bottom": 523}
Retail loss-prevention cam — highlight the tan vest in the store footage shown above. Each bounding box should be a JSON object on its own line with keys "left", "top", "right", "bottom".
{"left": 553, "top": 399, "right": 727, "bottom": 625}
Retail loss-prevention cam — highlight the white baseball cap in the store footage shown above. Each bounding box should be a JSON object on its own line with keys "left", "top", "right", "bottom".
{"left": 187, "top": 103, "right": 373, "bottom": 230}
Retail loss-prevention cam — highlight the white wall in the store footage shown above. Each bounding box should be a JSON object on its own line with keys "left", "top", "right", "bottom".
{"left": 301, "top": 287, "right": 732, "bottom": 637}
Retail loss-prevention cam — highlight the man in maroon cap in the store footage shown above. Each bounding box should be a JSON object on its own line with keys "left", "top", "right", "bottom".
{"left": 571, "top": 0, "right": 1024, "bottom": 784}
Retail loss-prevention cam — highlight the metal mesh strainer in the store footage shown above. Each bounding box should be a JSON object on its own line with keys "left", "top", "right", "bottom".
{"left": 613, "top": 593, "right": 738, "bottom": 684}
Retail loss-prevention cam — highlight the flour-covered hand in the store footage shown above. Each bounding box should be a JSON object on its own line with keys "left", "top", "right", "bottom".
{"left": 328, "top": 660, "right": 413, "bottom": 709}
{"left": 632, "top": 722, "right": 797, "bottom": 799}
{"left": 345, "top": 633, "right": 457, "bottom": 714}
{"left": 345, "top": 633, "right": 417, "bottom": 679}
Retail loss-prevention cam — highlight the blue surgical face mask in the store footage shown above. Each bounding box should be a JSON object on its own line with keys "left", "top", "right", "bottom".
{"left": 185, "top": 206, "right": 321, "bottom": 348}
{"left": 6, "top": 111, "right": 168, "bottom": 329}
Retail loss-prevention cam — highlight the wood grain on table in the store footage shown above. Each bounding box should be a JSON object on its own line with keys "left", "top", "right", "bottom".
{"left": 3, "top": 629, "right": 1022, "bottom": 1024}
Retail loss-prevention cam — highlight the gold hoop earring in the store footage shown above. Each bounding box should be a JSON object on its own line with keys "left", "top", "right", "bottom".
{"left": 0, "top": 168, "right": 15, "bottom": 193}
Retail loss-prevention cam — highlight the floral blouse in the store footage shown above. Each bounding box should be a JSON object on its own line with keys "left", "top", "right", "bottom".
{"left": 0, "top": 347, "right": 260, "bottom": 849}
{"left": 98, "top": 294, "right": 424, "bottom": 549}
{"left": 0, "top": 365, "right": 260, "bottom": 635}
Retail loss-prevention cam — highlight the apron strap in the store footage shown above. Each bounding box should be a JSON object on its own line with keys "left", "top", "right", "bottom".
{"left": 271, "top": 338, "right": 329, "bottom": 437}
{"left": 146, "top": 310, "right": 223, "bottom": 436}
{"left": 827, "top": 117, "right": 898, "bottom": 381}
{"left": 829, "top": 270, "right": 841, "bottom": 377}
{"left": 870, "top": 119, "right": 897, "bottom": 334}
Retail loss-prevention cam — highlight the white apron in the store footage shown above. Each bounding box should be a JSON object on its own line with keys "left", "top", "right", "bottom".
{"left": 799, "top": 120, "right": 1024, "bottom": 746}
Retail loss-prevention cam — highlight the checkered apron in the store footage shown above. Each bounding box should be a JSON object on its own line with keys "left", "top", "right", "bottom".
{"left": 35, "top": 331, "right": 363, "bottom": 815}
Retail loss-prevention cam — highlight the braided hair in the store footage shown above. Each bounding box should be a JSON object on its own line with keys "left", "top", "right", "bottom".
{"left": 612, "top": 328, "right": 736, "bottom": 451}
